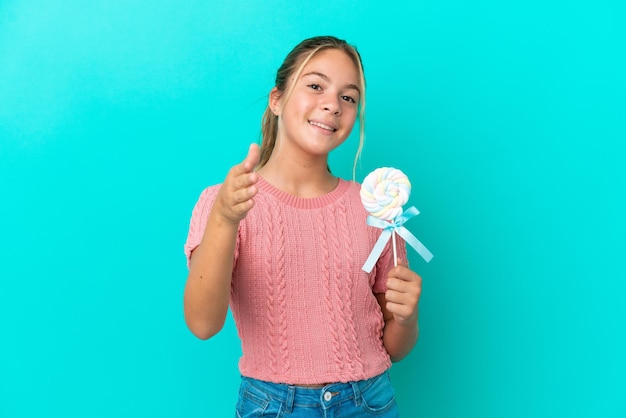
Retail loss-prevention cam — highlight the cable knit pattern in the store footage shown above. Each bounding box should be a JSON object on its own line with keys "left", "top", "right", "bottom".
{"left": 336, "top": 199, "right": 365, "bottom": 377}
{"left": 184, "top": 177, "right": 405, "bottom": 385}
{"left": 329, "top": 204, "right": 352, "bottom": 374}
{"left": 263, "top": 205, "right": 278, "bottom": 376}
{"left": 275, "top": 203, "right": 290, "bottom": 376}
{"left": 317, "top": 208, "right": 342, "bottom": 374}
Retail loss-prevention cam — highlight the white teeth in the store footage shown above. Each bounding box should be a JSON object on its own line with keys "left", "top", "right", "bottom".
{"left": 309, "top": 121, "right": 336, "bottom": 131}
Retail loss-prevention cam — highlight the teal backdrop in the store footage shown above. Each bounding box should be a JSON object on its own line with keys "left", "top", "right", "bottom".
{"left": 1, "top": 1, "right": 624, "bottom": 417}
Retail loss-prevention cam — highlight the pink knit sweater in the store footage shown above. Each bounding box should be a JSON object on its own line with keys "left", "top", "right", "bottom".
{"left": 184, "top": 177, "right": 407, "bottom": 384}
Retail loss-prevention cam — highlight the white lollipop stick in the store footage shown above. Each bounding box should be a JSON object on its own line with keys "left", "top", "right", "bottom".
{"left": 392, "top": 230, "right": 398, "bottom": 267}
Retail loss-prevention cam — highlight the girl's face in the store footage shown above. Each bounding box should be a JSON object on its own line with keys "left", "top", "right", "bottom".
{"left": 271, "top": 48, "right": 360, "bottom": 161}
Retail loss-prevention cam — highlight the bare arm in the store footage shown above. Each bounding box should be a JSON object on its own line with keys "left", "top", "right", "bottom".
{"left": 376, "top": 263, "right": 422, "bottom": 362}
{"left": 183, "top": 144, "right": 260, "bottom": 340}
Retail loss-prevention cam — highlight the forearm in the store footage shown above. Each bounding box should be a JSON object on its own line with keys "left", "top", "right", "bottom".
{"left": 382, "top": 316, "right": 419, "bottom": 362}
{"left": 183, "top": 210, "right": 238, "bottom": 340}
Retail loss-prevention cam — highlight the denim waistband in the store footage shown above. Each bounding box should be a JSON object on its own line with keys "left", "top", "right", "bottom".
{"left": 239, "top": 372, "right": 387, "bottom": 414}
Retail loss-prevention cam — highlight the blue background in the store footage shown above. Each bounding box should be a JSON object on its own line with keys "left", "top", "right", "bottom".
{"left": 1, "top": 1, "right": 624, "bottom": 417}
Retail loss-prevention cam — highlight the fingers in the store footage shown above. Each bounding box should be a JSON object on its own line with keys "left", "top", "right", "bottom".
{"left": 387, "top": 265, "right": 421, "bottom": 288}
{"left": 231, "top": 146, "right": 259, "bottom": 201}
{"left": 385, "top": 266, "right": 422, "bottom": 324}
{"left": 215, "top": 144, "right": 261, "bottom": 224}
{"left": 228, "top": 167, "right": 258, "bottom": 193}
{"left": 230, "top": 196, "right": 255, "bottom": 216}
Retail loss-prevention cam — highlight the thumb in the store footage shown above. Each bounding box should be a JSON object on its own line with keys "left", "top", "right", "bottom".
{"left": 396, "top": 259, "right": 408, "bottom": 267}
{"left": 243, "top": 143, "right": 261, "bottom": 171}
{"left": 389, "top": 259, "right": 409, "bottom": 275}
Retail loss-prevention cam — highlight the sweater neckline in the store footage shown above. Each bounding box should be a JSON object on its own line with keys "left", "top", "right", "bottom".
{"left": 257, "top": 176, "right": 351, "bottom": 209}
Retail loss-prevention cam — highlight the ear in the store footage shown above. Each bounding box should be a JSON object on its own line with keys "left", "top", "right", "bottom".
{"left": 269, "top": 87, "right": 282, "bottom": 116}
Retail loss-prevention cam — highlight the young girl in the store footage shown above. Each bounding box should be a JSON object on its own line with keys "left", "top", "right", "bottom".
{"left": 184, "top": 36, "right": 422, "bottom": 417}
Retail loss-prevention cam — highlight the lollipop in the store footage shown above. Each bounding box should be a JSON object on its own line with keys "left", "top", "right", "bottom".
{"left": 360, "top": 167, "right": 411, "bottom": 221}
{"left": 360, "top": 167, "right": 433, "bottom": 273}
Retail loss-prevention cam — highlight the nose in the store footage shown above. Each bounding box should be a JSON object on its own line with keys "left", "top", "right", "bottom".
{"left": 322, "top": 96, "right": 341, "bottom": 115}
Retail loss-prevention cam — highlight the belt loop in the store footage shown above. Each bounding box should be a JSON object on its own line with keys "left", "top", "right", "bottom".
{"left": 285, "top": 385, "right": 295, "bottom": 414}
{"left": 350, "top": 381, "right": 362, "bottom": 407}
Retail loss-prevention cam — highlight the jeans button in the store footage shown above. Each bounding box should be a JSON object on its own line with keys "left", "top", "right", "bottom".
{"left": 323, "top": 391, "right": 332, "bottom": 402}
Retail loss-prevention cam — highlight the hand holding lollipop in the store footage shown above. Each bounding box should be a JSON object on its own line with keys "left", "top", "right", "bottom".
{"left": 360, "top": 167, "right": 433, "bottom": 272}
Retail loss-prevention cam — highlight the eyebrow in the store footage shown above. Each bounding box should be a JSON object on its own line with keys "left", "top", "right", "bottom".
{"left": 302, "top": 71, "right": 361, "bottom": 94}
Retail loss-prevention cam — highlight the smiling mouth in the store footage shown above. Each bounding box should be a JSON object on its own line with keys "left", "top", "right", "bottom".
{"left": 309, "top": 120, "right": 337, "bottom": 132}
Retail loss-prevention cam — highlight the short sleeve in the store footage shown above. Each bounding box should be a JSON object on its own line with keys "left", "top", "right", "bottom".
{"left": 183, "top": 185, "right": 221, "bottom": 269}
{"left": 372, "top": 235, "right": 408, "bottom": 294}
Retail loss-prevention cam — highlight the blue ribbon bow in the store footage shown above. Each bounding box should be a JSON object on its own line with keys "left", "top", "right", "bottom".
{"left": 362, "top": 206, "right": 434, "bottom": 273}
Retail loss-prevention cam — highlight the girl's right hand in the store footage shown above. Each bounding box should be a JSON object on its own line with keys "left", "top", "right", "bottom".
{"left": 214, "top": 144, "right": 260, "bottom": 225}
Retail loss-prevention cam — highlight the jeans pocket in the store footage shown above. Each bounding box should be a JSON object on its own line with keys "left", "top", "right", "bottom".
{"left": 235, "top": 380, "right": 284, "bottom": 418}
{"left": 360, "top": 372, "right": 398, "bottom": 415}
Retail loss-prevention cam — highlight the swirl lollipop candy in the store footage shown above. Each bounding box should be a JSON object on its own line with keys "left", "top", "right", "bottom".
{"left": 360, "top": 167, "right": 411, "bottom": 221}
{"left": 360, "top": 167, "right": 433, "bottom": 273}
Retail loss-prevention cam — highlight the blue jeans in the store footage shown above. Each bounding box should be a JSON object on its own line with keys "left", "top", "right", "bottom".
{"left": 235, "top": 371, "right": 399, "bottom": 417}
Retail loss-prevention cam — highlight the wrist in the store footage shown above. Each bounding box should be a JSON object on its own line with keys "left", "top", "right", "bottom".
{"left": 394, "top": 312, "right": 418, "bottom": 328}
{"left": 209, "top": 203, "right": 241, "bottom": 228}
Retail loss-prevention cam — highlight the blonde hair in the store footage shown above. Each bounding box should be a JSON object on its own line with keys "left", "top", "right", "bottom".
{"left": 259, "top": 36, "right": 366, "bottom": 179}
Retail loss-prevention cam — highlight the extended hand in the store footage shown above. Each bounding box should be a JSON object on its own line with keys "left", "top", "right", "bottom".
{"left": 214, "top": 144, "right": 260, "bottom": 224}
